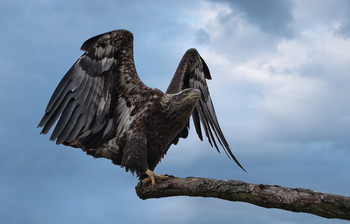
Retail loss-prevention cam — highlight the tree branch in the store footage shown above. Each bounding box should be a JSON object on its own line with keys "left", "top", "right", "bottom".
{"left": 135, "top": 176, "right": 350, "bottom": 220}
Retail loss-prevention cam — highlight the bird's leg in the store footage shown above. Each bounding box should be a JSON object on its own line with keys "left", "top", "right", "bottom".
{"left": 142, "top": 169, "right": 170, "bottom": 186}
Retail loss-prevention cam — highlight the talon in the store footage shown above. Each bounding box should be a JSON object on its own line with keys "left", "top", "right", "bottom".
{"left": 145, "top": 169, "right": 156, "bottom": 186}
{"left": 142, "top": 169, "right": 170, "bottom": 186}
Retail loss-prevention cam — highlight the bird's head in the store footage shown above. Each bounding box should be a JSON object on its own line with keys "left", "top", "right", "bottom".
{"left": 182, "top": 88, "right": 201, "bottom": 101}
{"left": 161, "top": 88, "right": 201, "bottom": 117}
{"left": 174, "top": 88, "right": 201, "bottom": 106}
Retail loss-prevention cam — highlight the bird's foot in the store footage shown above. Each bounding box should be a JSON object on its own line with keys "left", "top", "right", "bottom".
{"left": 142, "top": 169, "right": 171, "bottom": 186}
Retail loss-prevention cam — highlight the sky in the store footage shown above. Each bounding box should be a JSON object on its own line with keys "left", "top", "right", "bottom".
{"left": 1, "top": 0, "right": 350, "bottom": 223}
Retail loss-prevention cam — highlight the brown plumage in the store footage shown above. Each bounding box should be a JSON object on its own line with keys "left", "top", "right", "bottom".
{"left": 38, "top": 29, "right": 245, "bottom": 183}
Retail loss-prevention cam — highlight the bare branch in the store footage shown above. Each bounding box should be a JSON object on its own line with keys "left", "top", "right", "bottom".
{"left": 135, "top": 176, "right": 350, "bottom": 220}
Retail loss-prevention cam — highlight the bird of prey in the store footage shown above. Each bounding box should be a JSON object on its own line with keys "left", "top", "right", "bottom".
{"left": 38, "top": 29, "right": 245, "bottom": 185}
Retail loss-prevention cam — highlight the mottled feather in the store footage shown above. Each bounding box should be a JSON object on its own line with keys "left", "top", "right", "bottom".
{"left": 38, "top": 30, "right": 138, "bottom": 148}
{"left": 167, "top": 49, "right": 246, "bottom": 172}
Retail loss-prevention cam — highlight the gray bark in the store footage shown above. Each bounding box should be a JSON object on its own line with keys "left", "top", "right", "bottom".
{"left": 135, "top": 176, "right": 350, "bottom": 220}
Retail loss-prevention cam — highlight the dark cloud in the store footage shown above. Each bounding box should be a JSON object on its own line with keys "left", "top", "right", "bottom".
{"left": 337, "top": 22, "right": 350, "bottom": 38}
{"left": 212, "top": 0, "right": 295, "bottom": 37}
{"left": 195, "top": 29, "right": 211, "bottom": 44}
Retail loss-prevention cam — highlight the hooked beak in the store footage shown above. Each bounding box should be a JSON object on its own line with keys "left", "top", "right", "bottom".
{"left": 186, "top": 89, "right": 201, "bottom": 100}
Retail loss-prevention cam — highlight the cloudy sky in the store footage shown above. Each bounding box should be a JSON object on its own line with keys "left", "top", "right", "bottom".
{"left": 1, "top": 0, "right": 350, "bottom": 223}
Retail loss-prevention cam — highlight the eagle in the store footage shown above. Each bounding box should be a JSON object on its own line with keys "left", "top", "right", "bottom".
{"left": 38, "top": 29, "right": 245, "bottom": 185}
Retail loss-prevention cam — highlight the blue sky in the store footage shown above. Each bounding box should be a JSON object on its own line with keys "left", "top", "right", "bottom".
{"left": 1, "top": 0, "right": 350, "bottom": 223}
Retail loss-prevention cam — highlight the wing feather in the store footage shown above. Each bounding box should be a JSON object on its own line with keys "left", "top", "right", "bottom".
{"left": 166, "top": 48, "right": 246, "bottom": 172}
{"left": 38, "top": 30, "right": 142, "bottom": 152}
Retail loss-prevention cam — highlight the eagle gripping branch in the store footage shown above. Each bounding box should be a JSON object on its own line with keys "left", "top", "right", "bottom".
{"left": 135, "top": 176, "right": 350, "bottom": 221}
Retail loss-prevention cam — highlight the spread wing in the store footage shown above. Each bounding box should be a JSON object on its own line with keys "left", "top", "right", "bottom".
{"left": 166, "top": 49, "right": 246, "bottom": 172}
{"left": 38, "top": 30, "right": 143, "bottom": 149}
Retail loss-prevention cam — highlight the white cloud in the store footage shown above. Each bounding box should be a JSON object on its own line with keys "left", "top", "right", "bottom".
{"left": 183, "top": 3, "right": 350, "bottom": 150}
